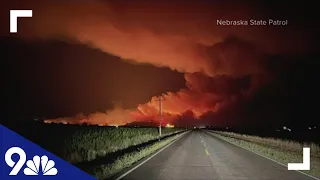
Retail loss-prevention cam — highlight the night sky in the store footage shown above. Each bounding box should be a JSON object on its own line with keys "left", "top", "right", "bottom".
{"left": 0, "top": 0, "right": 319, "bottom": 129}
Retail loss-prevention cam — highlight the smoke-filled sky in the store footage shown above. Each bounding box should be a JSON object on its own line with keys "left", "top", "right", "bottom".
{"left": 1, "top": 0, "right": 319, "bottom": 129}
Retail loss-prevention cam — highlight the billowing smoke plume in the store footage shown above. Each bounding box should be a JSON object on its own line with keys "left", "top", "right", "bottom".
{"left": 133, "top": 72, "right": 268, "bottom": 125}
{"left": 2, "top": 0, "right": 311, "bottom": 75}
{"left": 2, "top": 0, "right": 315, "bottom": 126}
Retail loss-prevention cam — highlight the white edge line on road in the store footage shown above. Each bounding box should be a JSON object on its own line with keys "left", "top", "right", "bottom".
{"left": 115, "top": 131, "right": 189, "bottom": 180}
{"left": 205, "top": 131, "right": 320, "bottom": 180}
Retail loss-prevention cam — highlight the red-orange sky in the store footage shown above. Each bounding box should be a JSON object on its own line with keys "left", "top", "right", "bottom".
{"left": 1, "top": 0, "right": 319, "bottom": 127}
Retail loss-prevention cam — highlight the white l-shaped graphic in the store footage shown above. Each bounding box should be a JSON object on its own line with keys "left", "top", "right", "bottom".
{"left": 288, "top": 147, "right": 310, "bottom": 170}
{"left": 10, "top": 10, "right": 33, "bottom": 33}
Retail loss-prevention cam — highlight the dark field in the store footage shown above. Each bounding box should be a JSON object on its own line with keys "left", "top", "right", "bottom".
{"left": 6, "top": 122, "right": 184, "bottom": 164}
{"left": 209, "top": 126, "right": 320, "bottom": 144}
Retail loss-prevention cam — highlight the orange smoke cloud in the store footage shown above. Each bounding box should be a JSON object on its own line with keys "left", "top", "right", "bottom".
{"left": 133, "top": 73, "right": 256, "bottom": 124}
{"left": 2, "top": 0, "right": 312, "bottom": 76}
{"left": 2, "top": 1, "right": 312, "bottom": 125}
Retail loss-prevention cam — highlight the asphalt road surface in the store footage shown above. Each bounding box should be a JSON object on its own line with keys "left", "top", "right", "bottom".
{"left": 121, "top": 130, "right": 316, "bottom": 180}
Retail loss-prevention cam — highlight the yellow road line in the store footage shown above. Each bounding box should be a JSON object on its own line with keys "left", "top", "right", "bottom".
{"left": 199, "top": 134, "right": 210, "bottom": 156}
{"left": 205, "top": 149, "right": 210, "bottom": 155}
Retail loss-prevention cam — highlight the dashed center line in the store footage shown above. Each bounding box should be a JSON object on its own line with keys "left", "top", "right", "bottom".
{"left": 199, "top": 134, "right": 210, "bottom": 156}
{"left": 205, "top": 149, "right": 210, "bottom": 155}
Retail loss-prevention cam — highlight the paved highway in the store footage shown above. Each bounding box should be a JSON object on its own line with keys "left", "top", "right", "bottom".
{"left": 120, "top": 130, "right": 315, "bottom": 180}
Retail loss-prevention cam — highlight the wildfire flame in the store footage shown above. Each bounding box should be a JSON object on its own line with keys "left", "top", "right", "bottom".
{"left": 165, "top": 124, "right": 175, "bottom": 128}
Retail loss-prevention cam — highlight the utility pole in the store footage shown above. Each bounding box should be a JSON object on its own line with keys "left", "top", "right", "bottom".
{"left": 156, "top": 97, "right": 162, "bottom": 139}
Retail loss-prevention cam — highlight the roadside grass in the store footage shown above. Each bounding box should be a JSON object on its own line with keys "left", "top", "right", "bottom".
{"left": 62, "top": 127, "right": 183, "bottom": 163}
{"left": 90, "top": 131, "right": 187, "bottom": 180}
{"left": 207, "top": 131, "right": 320, "bottom": 178}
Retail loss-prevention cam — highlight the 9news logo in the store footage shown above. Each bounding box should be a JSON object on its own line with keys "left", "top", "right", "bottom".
{"left": 5, "top": 147, "right": 58, "bottom": 176}
{"left": 1, "top": 125, "right": 95, "bottom": 180}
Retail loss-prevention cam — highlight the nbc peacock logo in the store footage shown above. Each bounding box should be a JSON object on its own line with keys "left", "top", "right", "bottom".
{"left": 5, "top": 147, "right": 58, "bottom": 176}
{"left": 24, "top": 155, "right": 58, "bottom": 175}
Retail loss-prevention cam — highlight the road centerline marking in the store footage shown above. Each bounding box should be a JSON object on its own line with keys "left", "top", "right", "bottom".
{"left": 205, "top": 149, "right": 210, "bottom": 155}
{"left": 114, "top": 131, "right": 190, "bottom": 180}
{"left": 199, "top": 133, "right": 211, "bottom": 156}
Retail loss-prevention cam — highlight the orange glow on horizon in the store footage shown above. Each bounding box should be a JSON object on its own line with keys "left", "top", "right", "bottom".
{"left": 165, "top": 124, "right": 175, "bottom": 128}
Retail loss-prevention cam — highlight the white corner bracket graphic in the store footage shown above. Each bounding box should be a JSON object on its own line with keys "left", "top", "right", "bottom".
{"left": 288, "top": 147, "right": 310, "bottom": 170}
{"left": 10, "top": 10, "right": 32, "bottom": 33}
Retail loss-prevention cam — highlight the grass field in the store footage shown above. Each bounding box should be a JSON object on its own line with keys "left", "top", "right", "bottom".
{"left": 208, "top": 130, "right": 320, "bottom": 178}
{"left": 61, "top": 126, "right": 184, "bottom": 163}
{"left": 10, "top": 123, "right": 184, "bottom": 164}
{"left": 10, "top": 123, "right": 186, "bottom": 179}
